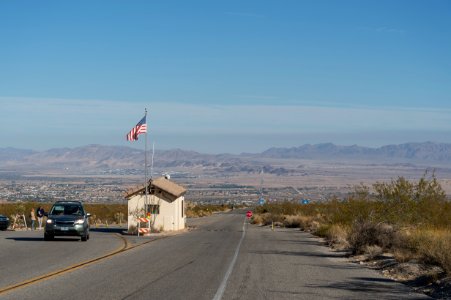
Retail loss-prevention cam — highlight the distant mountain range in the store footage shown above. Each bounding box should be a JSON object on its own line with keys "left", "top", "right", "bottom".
{"left": 0, "top": 144, "right": 230, "bottom": 171}
{"left": 1, "top": 142, "right": 451, "bottom": 172}
{"left": 261, "top": 142, "right": 451, "bottom": 162}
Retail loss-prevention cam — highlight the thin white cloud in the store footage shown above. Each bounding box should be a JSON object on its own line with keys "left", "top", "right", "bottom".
{"left": 1, "top": 96, "right": 451, "bottom": 151}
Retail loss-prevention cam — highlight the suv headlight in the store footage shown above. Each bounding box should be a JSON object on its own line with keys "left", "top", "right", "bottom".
{"left": 74, "top": 219, "right": 84, "bottom": 225}
{"left": 46, "top": 219, "right": 53, "bottom": 224}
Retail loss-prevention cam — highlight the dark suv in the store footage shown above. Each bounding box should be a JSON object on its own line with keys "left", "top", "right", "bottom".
{"left": 0, "top": 214, "right": 9, "bottom": 230}
{"left": 44, "top": 201, "right": 90, "bottom": 241}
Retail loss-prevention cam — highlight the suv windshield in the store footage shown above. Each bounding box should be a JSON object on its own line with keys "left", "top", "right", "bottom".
{"left": 50, "top": 204, "right": 84, "bottom": 216}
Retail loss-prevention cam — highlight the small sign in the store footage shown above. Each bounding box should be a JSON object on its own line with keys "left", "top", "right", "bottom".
{"left": 258, "top": 197, "right": 265, "bottom": 205}
{"left": 246, "top": 211, "right": 253, "bottom": 218}
{"left": 301, "top": 199, "right": 310, "bottom": 205}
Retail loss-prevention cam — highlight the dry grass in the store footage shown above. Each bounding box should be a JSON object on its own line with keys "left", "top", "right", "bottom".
{"left": 251, "top": 214, "right": 264, "bottom": 225}
{"left": 283, "top": 215, "right": 313, "bottom": 229}
{"left": 251, "top": 213, "right": 285, "bottom": 226}
{"left": 364, "top": 245, "right": 384, "bottom": 260}
{"left": 251, "top": 213, "right": 317, "bottom": 230}
{"left": 324, "top": 224, "right": 350, "bottom": 250}
{"left": 409, "top": 228, "right": 451, "bottom": 275}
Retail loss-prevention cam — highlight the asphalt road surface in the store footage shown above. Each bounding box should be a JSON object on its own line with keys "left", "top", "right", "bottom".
{"left": 0, "top": 227, "right": 125, "bottom": 290}
{"left": 0, "top": 211, "right": 430, "bottom": 300}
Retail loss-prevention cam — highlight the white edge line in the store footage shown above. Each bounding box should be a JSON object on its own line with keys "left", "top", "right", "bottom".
{"left": 212, "top": 218, "right": 247, "bottom": 300}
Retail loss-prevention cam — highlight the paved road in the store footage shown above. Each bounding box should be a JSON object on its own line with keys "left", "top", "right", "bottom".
{"left": 224, "top": 223, "right": 428, "bottom": 300}
{"left": 1, "top": 211, "right": 429, "bottom": 299}
{"left": 0, "top": 228, "right": 125, "bottom": 290}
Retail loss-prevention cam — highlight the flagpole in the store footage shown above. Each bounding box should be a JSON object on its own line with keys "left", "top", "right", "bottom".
{"left": 151, "top": 141, "right": 155, "bottom": 180}
{"left": 144, "top": 108, "right": 148, "bottom": 218}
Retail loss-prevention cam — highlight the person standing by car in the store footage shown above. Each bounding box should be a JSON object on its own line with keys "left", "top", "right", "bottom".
{"left": 37, "top": 206, "right": 44, "bottom": 230}
{"left": 30, "top": 208, "right": 36, "bottom": 230}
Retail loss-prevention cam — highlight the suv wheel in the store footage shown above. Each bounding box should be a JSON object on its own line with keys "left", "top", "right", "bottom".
{"left": 44, "top": 233, "right": 54, "bottom": 241}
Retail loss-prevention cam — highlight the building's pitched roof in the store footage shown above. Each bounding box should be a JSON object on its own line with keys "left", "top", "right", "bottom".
{"left": 151, "top": 177, "right": 186, "bottom": 198}
{"left": 124, "top": 177, "right": 186, "bottom": 200}
{"left": 124, "top": 183, "right": 147, "bottom": 199}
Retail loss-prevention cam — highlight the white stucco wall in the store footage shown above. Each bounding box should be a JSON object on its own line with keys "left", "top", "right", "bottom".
{"left": 127, "top": 194, "right": 185, "bottom": 232}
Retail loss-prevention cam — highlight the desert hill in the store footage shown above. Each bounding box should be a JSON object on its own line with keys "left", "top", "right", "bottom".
{"left": 1, "top": 142, "right": 451, "bottom": 173}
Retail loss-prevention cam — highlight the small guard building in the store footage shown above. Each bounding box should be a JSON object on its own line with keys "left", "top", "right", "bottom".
{"left": 125, "top": 177, "right": 187, "bottom": 232}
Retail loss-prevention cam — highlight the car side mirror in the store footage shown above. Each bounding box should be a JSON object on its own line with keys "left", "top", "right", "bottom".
{"left": 86, "top": 213, "right": 91, "bottom": 218}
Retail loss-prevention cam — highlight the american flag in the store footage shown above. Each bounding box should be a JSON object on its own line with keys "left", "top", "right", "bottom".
{"left": 126, "top": 116, "right": 147, "bottom": 141}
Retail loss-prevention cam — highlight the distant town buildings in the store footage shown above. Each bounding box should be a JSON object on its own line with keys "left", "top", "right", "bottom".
{"left": 0, "top": 179, "right": 126, "bottom": 203}
{"left": 0, "top": 175, "right": 352, "bottom": 204}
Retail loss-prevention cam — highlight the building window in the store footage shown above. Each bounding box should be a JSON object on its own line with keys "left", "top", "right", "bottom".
{"left": 145, "top": 204, "right": 160, "bottom": 215}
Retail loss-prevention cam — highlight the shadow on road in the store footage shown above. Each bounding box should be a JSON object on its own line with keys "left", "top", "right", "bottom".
{"left": 272, "top": 239, "right": 328, "bottom": 246}
{"left": 305, "top": 277, "right": 425, "bottom": 299}
{"left": 90, "top": 227, "right": 127, "bottom": 234}
{"left": 298, "top": 262, "right": 361, "bottom": 271}
{"left": 249, "top": 249, "right": 344, "bottom": 259}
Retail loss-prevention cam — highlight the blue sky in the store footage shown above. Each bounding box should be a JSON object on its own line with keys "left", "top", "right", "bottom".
{"left": 0, "top": 0, "right": 450, "bottom": 153}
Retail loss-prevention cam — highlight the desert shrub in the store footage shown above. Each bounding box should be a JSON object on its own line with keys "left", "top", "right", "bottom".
{"left": 386, "top": 227, "right": 451, "bottom": 275}
{"left": 324, "top": 224, "right": 350, "bottom": 250}
{"left": 372, "top": 173, "right": 448, "bottom": 226}
{"left": 283, "top": 215, "right": 315, "bottom": 230}
{"left": 185, "top": 203, "right": 230, "bottom": 218}
{"left": 315, "top": 223, "right": 351, "bottom": 250}
{"left": 252, "top": 213, "right": 313, "bottom": 228}
{"left": 390, "top": 227, "right": 417, "bottom": 262}
{"left": 85, "top": 204, "right": 127, "bottom": 224}
{"left": 283, "top": 215, "right": 302, "bottom": 228}
{"left": 307, "top": 220, "right": 321, "bottom": 232}
{"left": 269, "top": 213, "right": 285, "bottom": 224}
{"left": 410, "top": 228, "right": 451, "bottom": 275}
{"left": 364, "top": 245, "right": 384, "bottom": 260}
{"left": 315, "top": 224, "right": 331, "bottom": 238}
{"left": 316, "top": 198, "right": 381, "bottom": 226}
{"left": 251, "top": 214, "right": 264, "bottom": 225}
{"left": 255, "top": 201, "right": 304, "bottom": 215}
{"left": 185, "top": 206, "right": 207, "bottom": 218}
{"left": 317, "top": 174, "right": 451, "bottom": 229}
{"left": 250, "top": 213, "right": 285, "bottom": 226}
{"left": 258, "top": 213, "right": 273, "bottom": 226}
{"left": 393, "top": 248, "right": 417, "bottom": 263}
{"left": 348, "top": 221, "right": 395, "bottom": 255}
